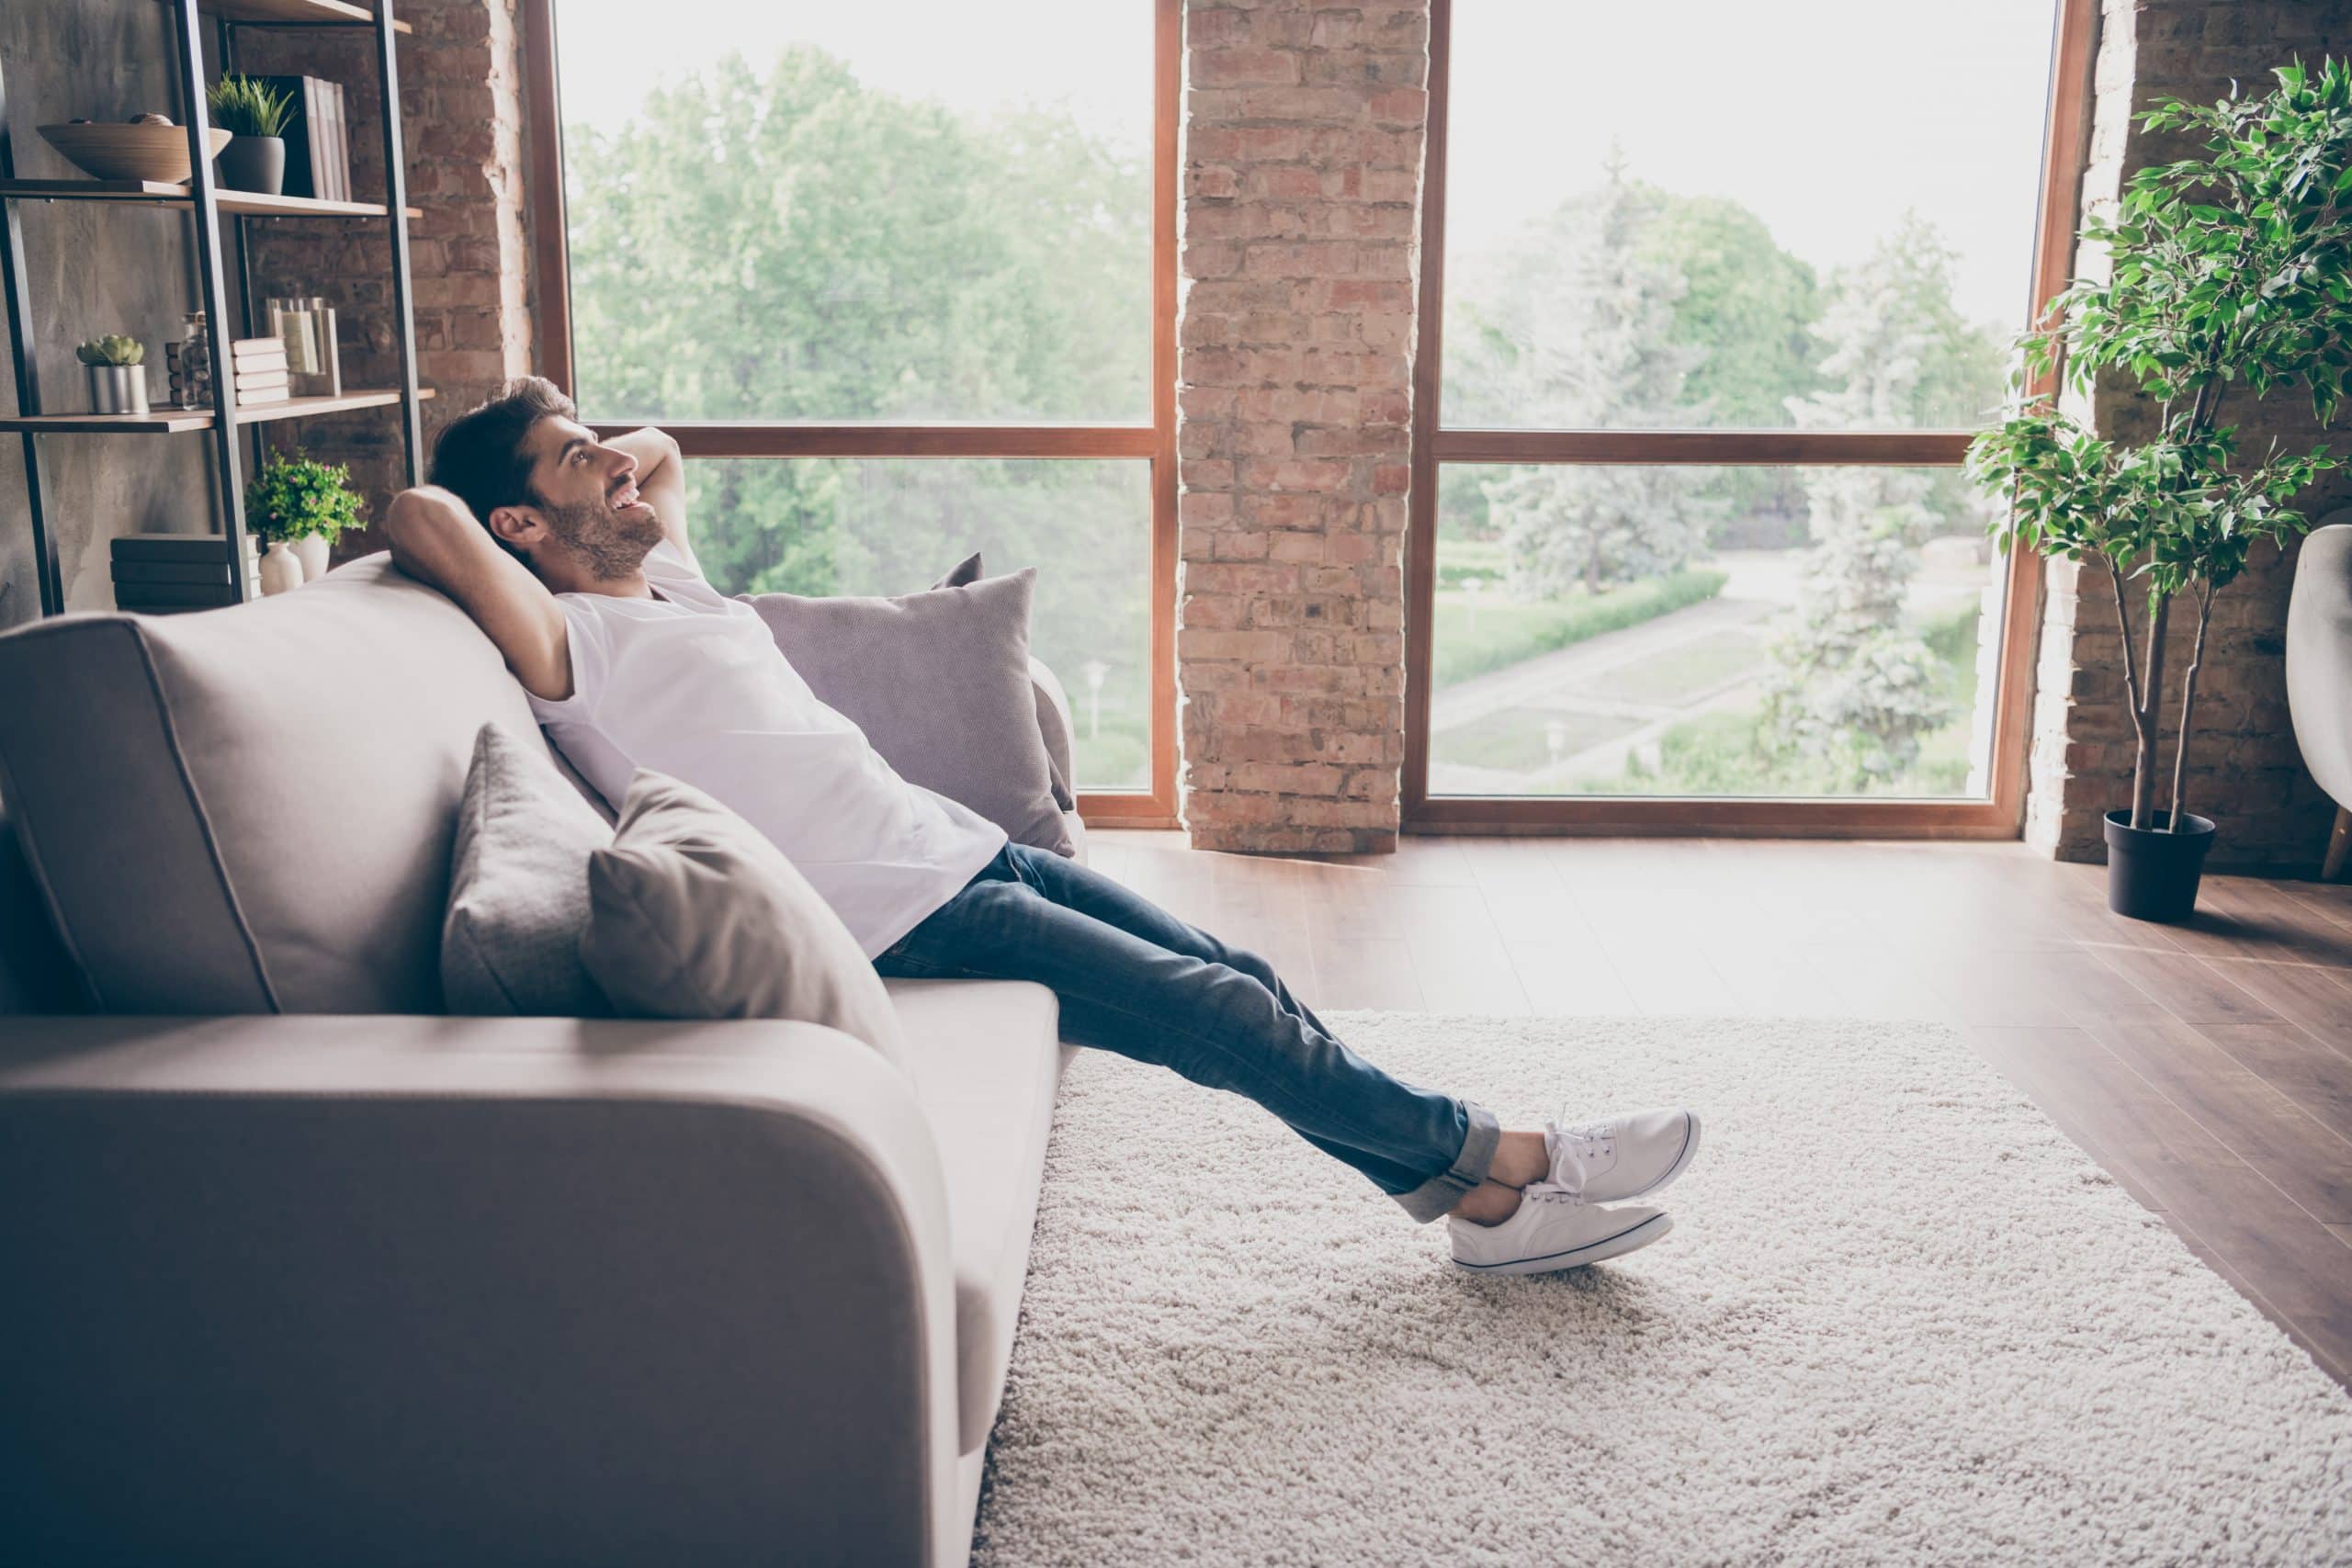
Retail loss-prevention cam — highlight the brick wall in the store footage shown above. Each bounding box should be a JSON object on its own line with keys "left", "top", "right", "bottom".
{"left": 2025, "top": 0, "right": 2352, "bottom": 869}
{"left": 1174, "top": 0, "right": 1430, "bottom": 853}
{"left": 240, "top": 0, "right": 535, "bottom": 556}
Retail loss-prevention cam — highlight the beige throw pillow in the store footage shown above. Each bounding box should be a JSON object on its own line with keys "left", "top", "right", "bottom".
{"left": 580, "top": 770, "right": 909, "bottom": 1066}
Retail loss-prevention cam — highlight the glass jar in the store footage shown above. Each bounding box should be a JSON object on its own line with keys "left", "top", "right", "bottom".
{"left": 169, "top": 310, "right": 211, "bottom": 411}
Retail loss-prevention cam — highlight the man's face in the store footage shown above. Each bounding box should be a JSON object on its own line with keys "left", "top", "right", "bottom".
{"left": 512, "top": 415, "right": 664, "bottom": 578}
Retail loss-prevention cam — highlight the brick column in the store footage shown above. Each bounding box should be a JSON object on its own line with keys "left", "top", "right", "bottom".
{"left": 2026, "top": 0, "right": 2352, "bottom": 868}
{"left": 1175, "top": 1, "right": 1429, "bottom": 853}
{"left": 239, "top": 0, "right": 536, "bottom": 549}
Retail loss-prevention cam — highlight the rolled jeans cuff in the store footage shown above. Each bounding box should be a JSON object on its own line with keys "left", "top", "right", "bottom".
{"left": 1393, "top": 1101, "right": 1501, "bottom": 1224}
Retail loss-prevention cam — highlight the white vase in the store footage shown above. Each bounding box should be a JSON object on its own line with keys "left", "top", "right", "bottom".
{"left": 291, "top": 534, "right": 331, "bottom": 583}
{"left": 258, "top": 540, "right": 304, "bottom": 596}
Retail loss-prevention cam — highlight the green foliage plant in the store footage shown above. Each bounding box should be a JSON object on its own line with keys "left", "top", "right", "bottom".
{"left": 1967, "top": 59, "right": 2351, "bottom": 834}
{"left": 1764, "top": 219, "right": 1979, "bottom": 788}
{"left": 75, "top": 334, "right": 143, "bottom": 367}
{"left": 244, "top": 450, "right": 365, "bottom": 543}
{"left": 207, "top": 75, "right": 292, "bottom": 140}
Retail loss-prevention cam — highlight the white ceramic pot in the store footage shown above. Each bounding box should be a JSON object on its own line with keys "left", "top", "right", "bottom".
{"left": 291, "top": 534, "right": 330, "bottom": 583}
{"left": 258, "top": 539, "right": 304, "bottom": 596}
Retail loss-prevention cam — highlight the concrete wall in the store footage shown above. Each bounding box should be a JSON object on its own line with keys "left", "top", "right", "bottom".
{"left": 0, "top": 0, "right": 220, "bottom": 626}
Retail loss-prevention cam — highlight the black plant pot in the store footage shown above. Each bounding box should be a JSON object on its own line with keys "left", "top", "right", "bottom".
{"left": 218, "top": 135, "right": 285, "bottom": 196}
{"left": 2104, "top": 809, "right": 2217, "bottom": 923}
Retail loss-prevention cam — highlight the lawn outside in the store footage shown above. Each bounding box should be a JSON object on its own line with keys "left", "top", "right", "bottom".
{"left": 1427, "top": 542, "right": 1999, "bottom": 799}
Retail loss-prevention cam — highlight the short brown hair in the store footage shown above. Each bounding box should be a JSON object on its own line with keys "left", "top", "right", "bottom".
{"left": 427, "top": 376, "right": 577, "bottom": 530}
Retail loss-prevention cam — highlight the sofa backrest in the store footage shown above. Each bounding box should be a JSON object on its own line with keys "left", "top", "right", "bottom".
{"left": 0, "top": 554, "right": 546, "bottom": 1014}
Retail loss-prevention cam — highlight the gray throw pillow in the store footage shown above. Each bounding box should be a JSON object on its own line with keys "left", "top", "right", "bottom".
{"left": 932, "top": 553, "right": 1073, "bottom": 810}
{"left": 579, "top": 769, "right": 910, "bottom": 1067}
{"left": 933, "top": 552, "right": 984, "bottom": 590}
{"left": 740, "top": 564, "right": 1076, "bottom": 857}
{"left": 442, "top": 722, "right": 612, "bottom": 1016}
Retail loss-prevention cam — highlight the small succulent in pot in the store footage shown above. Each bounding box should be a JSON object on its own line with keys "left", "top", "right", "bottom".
{"left": 75, "top": 334, "right": 144, "bottom": 367}
{"left": 207, "top": 75, "right": 292, "bottom": 197}
{"left": 78, "top": 334, "right": 148, "bottom": 415}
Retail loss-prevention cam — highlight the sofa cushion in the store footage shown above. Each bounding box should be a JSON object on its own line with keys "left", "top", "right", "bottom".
{"left": 741, "top": 567, "right": 1077, "bottom": 858}
{"left": 884, "top": 976, "right": 1063, "bottom": 1455}
{"left": 583, "top": 772, "right": 910, "bottom": 1066}
{"left": 442, "top": 724, "right": 613, "bottom": 1017}
{"left": 0, "top": 553, "right": 545, "bottom": 1014}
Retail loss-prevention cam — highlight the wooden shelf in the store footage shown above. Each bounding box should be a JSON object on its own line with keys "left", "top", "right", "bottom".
{"left": 0, "top": 180, "right": 419, "bottom": 220}
{"left": 1, "top": 387, "right": 435, "bottom": 434}
{"left": 191, "top": 0, "right": 412, "bottom": 33}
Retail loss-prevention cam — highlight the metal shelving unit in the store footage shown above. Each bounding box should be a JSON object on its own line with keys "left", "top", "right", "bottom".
{"left": 0, "top": 0, "right": 427, "bottom": 615}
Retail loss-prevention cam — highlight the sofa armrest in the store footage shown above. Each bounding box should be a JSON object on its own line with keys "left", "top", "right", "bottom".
{"left": 1030, "top": 655, "right": 1079, "bottom": 811}
{"left": 2289, "top": 519, "right": 2352, "bottom": 808}
{"left": 0, "top": 1013, "right": 967, "bottom": 1568}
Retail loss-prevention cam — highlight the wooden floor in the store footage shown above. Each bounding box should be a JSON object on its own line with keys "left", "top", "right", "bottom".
{"left": 1086, "top": 829, "right": 2352, "bottom": 1389}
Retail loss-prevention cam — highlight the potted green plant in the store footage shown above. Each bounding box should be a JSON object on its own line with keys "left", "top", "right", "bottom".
{"left": 1968, "top": 59, "right": 2351, "bottom": 921}
{"left": 75, "top": 334, "right": 147, "bottom": 415}
{"left": 245, "top": 450, "right": 367, "bottom": 585}
{"left": 208, "top": 75, "right": 292, "bottom": 197}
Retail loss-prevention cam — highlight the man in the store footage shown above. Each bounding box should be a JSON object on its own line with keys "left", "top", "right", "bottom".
{"left": 385, "top": 378, "right": 1702, "bottom": 1275}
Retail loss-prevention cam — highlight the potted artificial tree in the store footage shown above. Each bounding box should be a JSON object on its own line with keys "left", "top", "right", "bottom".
{"left": 208, "top": 75, "right": 291, "bottom": 197}
{"left": 1968, "top": 58, "right": 2351, "bottom": 922}
{"left": 245, "top": 450, "right": 366, "bottom": 586}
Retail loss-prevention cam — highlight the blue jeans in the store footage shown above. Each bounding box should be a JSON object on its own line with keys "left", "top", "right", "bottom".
{"left": 874, "top": 842, "right": 1500, "bottom": 1223}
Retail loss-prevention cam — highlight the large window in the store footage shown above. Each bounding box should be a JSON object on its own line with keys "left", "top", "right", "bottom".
{"left": 1407, "top": 0, "right": 2096, "bottom": 832}
{"left": 526, "top": 0, "right": 1177, "bottom": 810}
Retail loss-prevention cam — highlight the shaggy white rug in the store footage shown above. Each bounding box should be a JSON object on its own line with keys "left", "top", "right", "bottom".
{"left": 969, "top": 1014, "right": 2352, "bottom": 1566}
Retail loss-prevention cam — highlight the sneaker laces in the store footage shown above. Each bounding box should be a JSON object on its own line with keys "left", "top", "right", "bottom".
{"left": 1521, "top": 1179, "right": 1589, "bottom": 1206}
{"left": 1544, "top": 1117, "right": 1613, "bottom": 1194}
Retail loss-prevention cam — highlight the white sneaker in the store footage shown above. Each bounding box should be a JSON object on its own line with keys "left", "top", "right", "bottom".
{"left": 1545, "top": 1107, "right": 1702, "bottom": 1203}
{"left": 1447, "top": 1186, "right": 1672, "bottom": 1276}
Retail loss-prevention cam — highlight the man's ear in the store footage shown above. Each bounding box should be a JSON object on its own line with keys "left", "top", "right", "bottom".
{"left": 485, "top": 503, "right": 544, "bottom": 552}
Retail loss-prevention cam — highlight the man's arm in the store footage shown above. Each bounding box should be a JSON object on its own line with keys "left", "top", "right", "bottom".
{"left": 603, "top": 426, "right": 695, "bottom": 572}
{"left": 382, "top": 485, "right": 573, "bottom": 701}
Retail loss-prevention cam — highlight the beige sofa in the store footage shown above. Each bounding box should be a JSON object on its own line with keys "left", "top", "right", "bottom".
{"left": 0, "top": 555, "right": 1080, "bottom": 1567}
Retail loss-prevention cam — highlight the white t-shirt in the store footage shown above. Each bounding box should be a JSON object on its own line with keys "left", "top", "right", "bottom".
{"left": 526, "top": 538, "right": 1007, "bottom": 959}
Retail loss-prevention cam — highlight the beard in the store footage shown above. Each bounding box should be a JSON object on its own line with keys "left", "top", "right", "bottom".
{"left": 535, "top": 491, "right": 666, "bottom": 580}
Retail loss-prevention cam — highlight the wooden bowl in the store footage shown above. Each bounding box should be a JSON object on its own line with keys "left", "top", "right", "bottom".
{"left": 39, "top": 123, "right": 232, "bottom": 185}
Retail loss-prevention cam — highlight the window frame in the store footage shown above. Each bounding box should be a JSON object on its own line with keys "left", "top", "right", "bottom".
{"left": 520, "top": 0, "right": 1183, "bottom": 826}
{"left": 1402, "top": 0, "right": 2100, "bottom": 837}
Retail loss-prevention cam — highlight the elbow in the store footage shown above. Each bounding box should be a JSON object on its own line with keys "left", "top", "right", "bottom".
{"left": 382, "top": 488, "right": 444, "bottom": 549}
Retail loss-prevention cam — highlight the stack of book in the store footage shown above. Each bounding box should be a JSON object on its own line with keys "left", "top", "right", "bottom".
{"left": 111, "top": 534, "right": 261, "bottom": 614}
{"left": 232, "top": 338, "right": 290, "bottom": 407}
{"left": 254, "top": 75, "right": 353, "bottom": 202}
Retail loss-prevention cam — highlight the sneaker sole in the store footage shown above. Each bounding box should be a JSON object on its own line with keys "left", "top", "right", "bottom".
{"left": 1451, "top": 1211, "right": 1674, "bottom": 1276}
